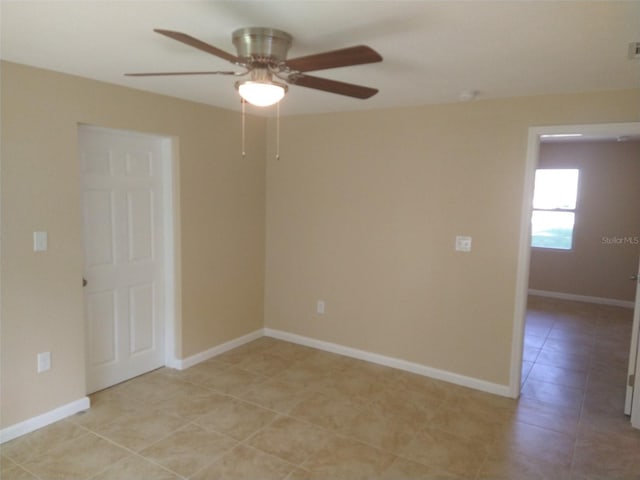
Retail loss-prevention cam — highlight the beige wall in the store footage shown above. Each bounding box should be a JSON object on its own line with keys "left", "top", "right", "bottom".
{"left": 2, "top": 58, "right": 639, "bottom": 429}
{"left": 529, "top": 141, "right": 640, "bottom": 301}
{"left": 265, "top": 90, "right": 640, "bottom": 386}
{"left": 0, "top": 61, "right": 266, "bottom": 428}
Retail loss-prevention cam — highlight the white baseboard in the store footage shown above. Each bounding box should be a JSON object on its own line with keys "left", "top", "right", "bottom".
{"left": 0, "top": 396, "right": 90, "bottom": 444}
{"left": 528, "top": 289, "right": 634, "bottom": 309}
{"left": 1, "top": 326, "right": 513, "bottom": 445}
{"left": 173, "top": 329, "right": 264, "bottom": 370}
{"left": 264, "top": 328, "right": 511, "bottom": 398}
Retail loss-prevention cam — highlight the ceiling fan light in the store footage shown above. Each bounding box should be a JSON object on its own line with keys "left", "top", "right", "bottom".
{"left": 236, "top": 80, "right": 287, "bottom": 107}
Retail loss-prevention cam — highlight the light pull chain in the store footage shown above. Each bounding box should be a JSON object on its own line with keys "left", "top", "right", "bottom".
{"left": 241, "top": 99, "right": 246, "bottom": 157}
{"left": 276, "top": 101, "right": 280, "bottom": 160}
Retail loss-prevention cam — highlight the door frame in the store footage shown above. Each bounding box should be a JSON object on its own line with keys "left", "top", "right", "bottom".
{"left": 625, "top": 256, "right": 640, "bottom": 415}
{"left": 79, "top": 124, "right": 182, "bottom": 380}
{"left": 510, "top": 121, "right": 640, "bottom": 401}
{"left": 632, "top": 265, "right": 640, "bottom": 427}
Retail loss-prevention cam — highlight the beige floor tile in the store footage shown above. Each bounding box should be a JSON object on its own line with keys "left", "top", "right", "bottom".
{"left": 0, "top": 464, "right": 39, "bottom": 480}
{"left": 523, "top": 345, "right": 542, "bottom": 362}
{"left": 527, "top": 363, "right": 588, "bottom": 389}
{"left": 521, "top": 379, "right": 585, "bottom": 410}
{"left": 546, "top": 328, "right": 593, "bottom": 344}
{"left": 110, "top": 371, "right": 191, "bottom": 408}
{"left": 193, "top": 396, "right": 277, "bottom": 440}
{"left": 525, "top": 334, "right": 547, "bottom": 349}
{"left": 235, "top": 352, "right": 294, "bottom": 377}
{"left": 478, "top": 452, "right": 572, "bottom": 480}
{"left": 581, "top": 385, "right": 626, "bottom": 416}
{"left": 22, "top": 432, "right": 130, "bottom": 480}
{"left": 490, "top": 421, "right": 575, "bottom": 469}
{"left": 572, "top": 427, "right": 640, "bottom": 479}
{"left": 1, "top": 420, "right": 88, "bottom": 464}
{"left": 535, "top": 349, "right": 590, "bottom": 372}
{"left": 301, "top": 436, "right": 396, "bottom": 480}
{"left": 514, "top": 396, "right": 580, "bottom": 437}
{"left": 191, "top": 444, "right": 293, "bottom": 480}
{"left": 428, "top": 405, "right": 506, "bottom": 444}
{"left": 444, "top": 387, "right": 517, "bottom": 424}
{"left": 86, "top": 408, "right": 188, "bottom": 452}
{"left": 378, "top": 456, "right": 440, "bottom": 479}
{"left": 341, "top": 405, "right": 426, "bottom": 453}
{"left": 274, "top": 361, "right": 332, "bottom": 387}
{"left": 289, "top": 391, "right": 365, "bottom": 432}
{"left": 284, "top": 467, "right": 312, "bottom": 480}
{"left": 541, "top": 338, "right": 593, "bottom": 357}
{"left": 90, "top": 455, "right": 181, "bottom": 480}
{"left": 1, "top": 455, "right": 17, "bottom": 473}
{"left": 578, "top": 410, "right": 640, "bottom": 442}
{"left": 311, "top": 369, "right": 383, "bottom": 401}
{"left": 156, "top": 385, "right": 233, "bottom": 420}
{"left": 394, "top": 426, "right": 489, "bottom": 476}
{"left": 70, "top": 399, "right": 142, "bottom": 432}
{"left": 247, "top": 415, "right": 333, "bottom": 465}
{"left": 522, "top": 360, "right": 534, "bottom": 383}
{"left": 239, "top": 378, "right": 315, "bottom": 414}
{"left": 586, "top": 362, "right": 628, "bottom": 390}
{"left": 200, "top": 366, "right": 269, "bottom": 396}
{"left": 368, "top": 385, "right": 442, "bottom": 425}
{"left": 139, "top": 423, "right": 237, "bottom": 477}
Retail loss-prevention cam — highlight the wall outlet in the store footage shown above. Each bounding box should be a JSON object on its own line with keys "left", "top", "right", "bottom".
{"left": 37, "top": 351, "right": 51, "bottom": 373}
{"left": 316, "top": 300, "right": 326, "bottom": 315}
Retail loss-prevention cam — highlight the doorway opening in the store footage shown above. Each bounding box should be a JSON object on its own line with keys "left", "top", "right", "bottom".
{"left": 511, "top": 122, "right": 640, "bottom": 427}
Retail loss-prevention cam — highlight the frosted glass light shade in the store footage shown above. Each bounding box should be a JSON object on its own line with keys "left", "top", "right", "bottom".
{"left": 238, "top": 81, "right": 286, "bottom": 107}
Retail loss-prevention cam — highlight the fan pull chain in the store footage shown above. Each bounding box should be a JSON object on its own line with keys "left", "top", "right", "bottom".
{"left": 241, "top": 99, "right": 246, "bottom": 157}
{"left": 276, "top": 101, "right": 280, "bottom": 160}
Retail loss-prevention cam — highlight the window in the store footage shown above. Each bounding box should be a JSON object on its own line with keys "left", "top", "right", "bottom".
{"left": 531, "top": 169, "right": 579, "bottom": 250}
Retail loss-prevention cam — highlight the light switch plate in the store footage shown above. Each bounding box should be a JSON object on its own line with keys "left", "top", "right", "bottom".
{"left": 37, "top": 352, "right": 51, "bottom": 373}
{"left": 33, "top": 231, "right": 48, "bottom": 252}
{"left": 455, "top": 235, "right": 472, "bottom": 252}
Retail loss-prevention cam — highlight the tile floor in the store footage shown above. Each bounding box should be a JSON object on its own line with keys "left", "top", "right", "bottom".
{"left": 2, "top": 296, "right": 640, "bottom": 479}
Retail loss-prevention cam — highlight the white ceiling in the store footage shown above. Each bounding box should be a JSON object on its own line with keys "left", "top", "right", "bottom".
{"left": 1, "top": 1, "right": 639, "bottom": 116}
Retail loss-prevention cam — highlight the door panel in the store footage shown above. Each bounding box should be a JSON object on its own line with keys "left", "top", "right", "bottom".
{"left": 83, "top": 190, "right": 115, "bottom": 267}
{"left": 79, "top": 126, "right": 165, "bottom": 393}
{"left": 127, "top": 190, "right": 154, "bottom": 261}
{"left": 86, "top": 291, "right": 117, "bottom": 366}
{"left": 129, "top": 282, "right": 155, "bottom": 354}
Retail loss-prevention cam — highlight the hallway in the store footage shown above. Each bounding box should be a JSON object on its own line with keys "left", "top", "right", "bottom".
{"left": 520, "top": 295, "right": 639, "bottom": 478}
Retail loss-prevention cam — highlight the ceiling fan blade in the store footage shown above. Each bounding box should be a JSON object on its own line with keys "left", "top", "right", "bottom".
{"left": 125, "top": 71, "right": 238, "bottom": 77}
{"left": 288, "top": 74, "right": 378, "bottom": 99}
{"left": 154, "top": 29, "right": 240, "bottom": 64}
{"left": 285, "top": 45, "right": 382, "bottom": 73}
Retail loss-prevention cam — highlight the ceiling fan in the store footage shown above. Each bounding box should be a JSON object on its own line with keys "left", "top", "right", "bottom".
{"left": 126, "top": 27, "right": 383, "bottom": 106}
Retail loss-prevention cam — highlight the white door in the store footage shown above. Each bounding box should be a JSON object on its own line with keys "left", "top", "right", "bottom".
{"left": 626, "top": 256, "right": 640, "bottom": 417}
{"left": 79, "top": 126, "right": 166, "bottom": 393}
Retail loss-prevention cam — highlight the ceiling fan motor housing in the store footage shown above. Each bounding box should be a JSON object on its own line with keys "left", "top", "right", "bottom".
{"left": 232, "top": 27, "right": 292, "bottom": 65}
